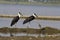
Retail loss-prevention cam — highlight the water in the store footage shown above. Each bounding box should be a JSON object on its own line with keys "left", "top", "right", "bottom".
{"left": 0, "top": 33, "right": 39, "bottom": 37}
{"left": 0, "top": 4, "right": 60, "bottom": 29}
{"left": 0, "top": 33, "right": 60, "bottom": 37}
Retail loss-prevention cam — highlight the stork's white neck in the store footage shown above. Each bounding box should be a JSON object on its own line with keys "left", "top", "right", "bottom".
{"left": 32, "top": 14, "right": 37, "bottom": 17}
{"left": 18, "top": 13, "right": 21, "bottom": 17}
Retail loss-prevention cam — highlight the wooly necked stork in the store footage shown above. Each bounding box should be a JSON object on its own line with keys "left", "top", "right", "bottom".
{"left": 23, "top": 13, "right": 38, "bottom": 24}
{"left": 10, "top": 12, "right": 23, "bottom": 26}
{"left": 23, "top": 13, "right": 38, "bottom": 36}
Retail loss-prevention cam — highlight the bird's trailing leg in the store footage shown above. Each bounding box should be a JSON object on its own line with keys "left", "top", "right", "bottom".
{"left": 26, "top": 25, "right": 29, "bottom": 36}
{"left": 10, "top": 32, "right": 13, "bottom": 37}
{"left": 28, "top": 22, "right": 31, "bottom": 28}
{"left": 25, "top": 22, "right": 31, "bottom": 36}
{"left": 27, "top": 22, "right": 31, "bottom": 36}
{"left": 9, "top": 28, "right": 13, "bottom": 37}
{"left": 14, "top": 22, "right": 18, "bottom": 27}
{"left": 25, "top": 24, "right": 29, "bottom": 36}
{"left": 15, "top": 24, "right": 16, "bottom": 27}
{"left": 38, "top": 24, "right": 41, "bottom": 36}
{"left": 35, "top": 20, "right": 41, "bottom": 36}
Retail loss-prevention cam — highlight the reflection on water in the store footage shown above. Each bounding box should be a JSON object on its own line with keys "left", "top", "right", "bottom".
{"left": 0, "top": 33, "right": 11, "bottom": 37}
{"left": 0, "top": 33, "right": 39, "bottom": 37}
{"left": 0, "top": 33, "right": 60, "bottom": 37}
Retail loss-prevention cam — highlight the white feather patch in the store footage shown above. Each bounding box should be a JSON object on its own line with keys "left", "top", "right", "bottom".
{"left": 32, "top": 14, "right": 37, "bottom": 17}
{"left": 18, "top": 13, "right": 21, "bottom": 17}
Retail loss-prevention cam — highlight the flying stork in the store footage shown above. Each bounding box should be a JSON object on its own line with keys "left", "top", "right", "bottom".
{"left": 10, "top": 12, "right": 23, "bottom": 26}
{"left": 23, "top": 13, "right": 38, "bottom": 24}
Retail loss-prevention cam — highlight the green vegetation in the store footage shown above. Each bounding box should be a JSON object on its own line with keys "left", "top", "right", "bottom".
{"left": 0, "top": 27, "right": 60, "bottom": 40}
{"left": 0, "top": 36, "right": 60, "bottom": 40}
{"left": 0, "top": 0, "right": 60, "bottom": 5}
{"left": 0, "top": 27, "right": 60, "bottom": 35}
{"left": 45, "top": 27, "right": 60, "bottom": 34}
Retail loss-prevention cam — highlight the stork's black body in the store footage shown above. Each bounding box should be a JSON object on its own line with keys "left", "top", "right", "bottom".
{"left": 23, "top": 13, "right": 38, "bottom": 24}
{"left": 10, "top": 12, "right": 23, "bottom": 26}
{"left": 10, "top": 16, "right": 20, "bottom": 26}
{"left": 23, "top": 15, "right": 35, "bottom": 24}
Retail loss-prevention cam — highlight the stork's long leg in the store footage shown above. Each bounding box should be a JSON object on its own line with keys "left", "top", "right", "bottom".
{"left": 35, "top": 20, "right": 41, "bottom": 36}
{"left": 9, "top": 28, "right": 13, "bottom": 37}
{"left": 26, "top": 25, "right": 29, "bottom": 36}
{"left": 25, "top": 22, "right": 31, "bottom": 36}
{"left": 25, "top": 23, "right": 29, "bottom": 36}
{"left": 15, "top": 24, "right": 16, "bottom": 27}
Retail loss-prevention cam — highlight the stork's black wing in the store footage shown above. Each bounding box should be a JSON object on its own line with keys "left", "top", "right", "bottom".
{"left": 10, "top": 16, "right": 19, "bottom": 26}
{"left": 23, "top": 16, "right": 35, "bottom": 24}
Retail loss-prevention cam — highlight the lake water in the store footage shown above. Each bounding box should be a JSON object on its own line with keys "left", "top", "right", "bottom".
{"left": 0, "top": 33, "right": 39, "bottom": 37}
{"left": 0, "top": 33, "right": 60, "bottom": 37}
{"left": 0, "top": 4, "right": 60, "bottom": 29}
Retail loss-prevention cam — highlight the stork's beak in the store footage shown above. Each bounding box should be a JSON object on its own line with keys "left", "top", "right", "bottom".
{"left": 33, "top": 12, "right": 38, "bottom": 17}
{"left": 19, "top": 12, "right": 23, "bottom": 16}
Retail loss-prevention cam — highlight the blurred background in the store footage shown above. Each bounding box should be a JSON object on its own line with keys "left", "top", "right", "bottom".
{"left": 0, "top": 0, "right": 60, "bottom": 38}
{"left": 0, "top": 0, "right": 60, "bottom": 29}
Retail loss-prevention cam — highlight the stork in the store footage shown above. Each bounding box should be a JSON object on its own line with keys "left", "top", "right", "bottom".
{"left": 10, "top": 12, "right": 23, "bottom": 26}
{"left": 23, "top": 13, "right": 38, "bottom": 36}
{"left": 23, "top": 13, "right": 38, "bottom": 24}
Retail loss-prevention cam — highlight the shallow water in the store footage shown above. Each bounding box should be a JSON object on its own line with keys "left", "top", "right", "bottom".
{"left": 0, "top": 33, "right": 39, "bottom": 37}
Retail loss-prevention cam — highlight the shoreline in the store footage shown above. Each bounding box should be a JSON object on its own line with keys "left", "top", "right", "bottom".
{"left": 0, "top": 27, "right": 60, "bottom": 34}
{"left": 0, "top": 1, "right": 60, "bottom": 6}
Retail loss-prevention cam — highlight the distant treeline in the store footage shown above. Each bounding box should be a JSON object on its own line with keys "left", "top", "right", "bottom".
{"left": 1, "top": 0, "right": 60, "bottom": 2}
